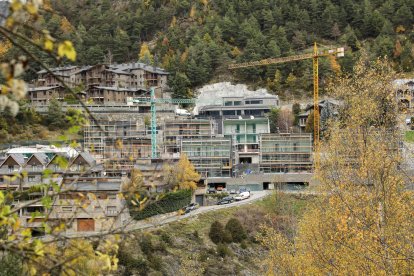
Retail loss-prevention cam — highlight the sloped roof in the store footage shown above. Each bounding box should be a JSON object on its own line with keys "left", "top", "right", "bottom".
{"left": 110, "top": 62, "right": 169, "bottom": 75}
{"left": 70, "top": 152, "right": 96, "bottom": 167}
{"left": 25, "top": 153, "right": 50, "bottom": 166}
{"left": 105, "top": 68, "right": 132, "bottom": 75}
{"left": 46, "top": 153, "right": 71, "bottom": 168}
{"left": 37, "top": 66, "right": 78, "bottom": 75}
{"left": 0, "top": 153, "right": 26, "bottom": 168}
{"left": 28, "top": 86, "right": 61, "bottom": 92}
{"left": 94, "top": 86, "right": 147, "bottom": 92}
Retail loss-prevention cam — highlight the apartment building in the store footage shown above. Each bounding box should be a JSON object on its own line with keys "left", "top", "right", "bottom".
{"left": 260, "top": 133, "right": 313, "bottom": 173}
{"left": 394, "top": 79, "right": 414, "bottom": 110}
{"left": 29, "top": 62, "right": 169, "bottom": 105}
{"left": 181, "top": 138, "right": 233, "bottom": 178}
{"left": 198, "top": 95, "right": 279, "bottom": 118}
{"left": 0, "top": 151, "right": 128, "bottom": 233}
{"left": 83, "top": 119, "right": 151, "bottom": 167}
{"left": 223, "top": 117, "right": 269, "bottom": 165}
{"left": 162, "top": 119, "right": 216, "bottom": 158}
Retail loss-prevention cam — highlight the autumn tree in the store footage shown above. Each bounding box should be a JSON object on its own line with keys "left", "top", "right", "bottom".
{"left": 259, "top": 55, "right": 414, "bottom": 275}
{"left": 163, "top": 154, "right": 200, "bottom": 190}
{"left": 139, "top": 42, "right": 153, "bottom": 64}
{"left": 0, "top": 1, "right": 119, "bottom": 274}
{"left": 122, "top": 168, "right": 149, "bottom": 203}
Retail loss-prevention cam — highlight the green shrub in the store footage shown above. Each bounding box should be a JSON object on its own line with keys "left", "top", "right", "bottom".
{"left": 139, "top": 234, "right": 154, "bottom": 256}
{"left": 117, "top": 249, "right": 148, "bottom": 276}
{"left": 222, "top": 230, "right": 233, "bottom": 243}
{"left": 209, "top": 221, "right": 225, "bottom": 244}
{"left": 216, "top": 243, "right": 233, "bottom": 258}
{"left": 157, "top": 240, "right": 168, "bottom": 253}
{"left": 147, "top": 254, "right": 163, "bottom": 271}
{"left": 240, "top": 240, "right": 248, "bottom": 249}
{"left": 225, "top": 218, "right": 247, "bottom": 243}
{"left": 130, "top": 189, "right": 191, "bottom": 220}
{"left": 160, "top": 231, "right": 173, "bottom": 245}
{"left": 0, "top": 253, "right": 23, "bottom": 276}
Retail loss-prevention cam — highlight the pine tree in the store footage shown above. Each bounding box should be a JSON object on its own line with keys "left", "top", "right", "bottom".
{"left": 268, "top": 108, "right": 280, "bottom": 133}
{"left": 139, "top": 42, "right": 153, "bottom": 64}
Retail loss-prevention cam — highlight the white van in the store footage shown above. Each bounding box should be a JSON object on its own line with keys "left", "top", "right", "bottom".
{"left": 175, "top": 109, "right": 191, "bottom": 116}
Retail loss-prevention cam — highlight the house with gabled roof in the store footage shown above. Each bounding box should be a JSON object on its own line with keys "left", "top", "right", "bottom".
{"left": 0, "top": 153, "right": 26, "bottom": 188}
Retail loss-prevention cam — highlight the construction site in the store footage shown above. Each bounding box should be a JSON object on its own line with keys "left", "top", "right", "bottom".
{"left": 81, "top": 83, "right": 314, "bottom": 200}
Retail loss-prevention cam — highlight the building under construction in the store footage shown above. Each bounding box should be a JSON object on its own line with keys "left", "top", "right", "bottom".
{"left": 83, "top": 119, "right": 151, "bottom": 171}
{"left": 181, "top": 137, "right": 233, "bottom": 178}
{"left": 162, "top": 119, "right": 216, "bottom": 158}
{"left": 260, "top": 133, "right": 313, "bottom": 173}
{"left": 82, "top": 94, "right": 314, "bottom": 190}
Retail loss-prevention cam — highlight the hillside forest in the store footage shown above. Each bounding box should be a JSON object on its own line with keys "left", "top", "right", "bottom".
{"left": 10, "top": 0, "right": 414, "bottom": 100}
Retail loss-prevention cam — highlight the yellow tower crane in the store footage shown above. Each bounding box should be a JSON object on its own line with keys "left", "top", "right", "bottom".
{"left": 228, "top": 43, "right": 344, "bottom": 171}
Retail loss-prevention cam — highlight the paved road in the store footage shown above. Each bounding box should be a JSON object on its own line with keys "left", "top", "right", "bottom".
{"left": 61, "top": 190, "right": 276, "bottom": 238}
{"left": 122, "top": 190, "right": 271, "bottom": 232}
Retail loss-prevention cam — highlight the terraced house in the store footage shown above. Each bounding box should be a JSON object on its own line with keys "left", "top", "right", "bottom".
{"left": 0, "top": 151, "right": 128, "bottom": 234}
{"left": 28, "top": 62, "right": 169, "bottom": 105}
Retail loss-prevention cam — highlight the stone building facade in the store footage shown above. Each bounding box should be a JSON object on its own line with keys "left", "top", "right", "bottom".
{"left": 29, "top": 62, "right": 169, "bottom": 105}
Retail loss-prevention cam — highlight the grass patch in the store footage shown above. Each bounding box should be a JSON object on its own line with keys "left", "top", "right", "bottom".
{"left": 405, "top": 131, "right": 414, "bottom": 143}
{"left": 255, "top": 191, "right": 309, "bottom": 217}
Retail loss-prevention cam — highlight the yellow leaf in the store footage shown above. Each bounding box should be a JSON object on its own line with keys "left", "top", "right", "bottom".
{"left": 21, "top": 228, "right": 32, "bottom": 237}
{"left": 26, "top": 3, "right": 38, "bottom": 14}
{"left": 58, "top": 41, "right": 76, "bottom": 61}
{"left": 44, "top": 39, "right": 53, "bottom": 51}
{"left": 11, "top": 0, "right": 23, "bottom": 12}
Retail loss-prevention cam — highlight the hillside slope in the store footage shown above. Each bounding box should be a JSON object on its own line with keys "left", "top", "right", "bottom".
{"left": 45, "top": 0, "right": 414, "bottom": 99}
{"left": 116, "top": 192, "right": 310, "bottom": 275}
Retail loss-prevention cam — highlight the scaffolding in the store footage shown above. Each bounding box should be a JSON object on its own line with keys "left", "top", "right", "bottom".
{"left": 162, "top": 119, "right": 216, "bottom": 157}
{"left": 259, "top": 133, "right": 313, "bottom": 173}
{"left": 181, "top": 138, "right": 233, "bottom": 178}
{"left": 84, "top": 119, "right": 152, "bottom": 170}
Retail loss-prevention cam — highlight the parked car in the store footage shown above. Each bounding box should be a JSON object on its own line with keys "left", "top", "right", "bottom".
{"left": 207, "top": 187, "right": 216, "bottom": 194}
{"left": 181, "top": 202, "right": 200, "bottom": 214}
{"left": 234, "top": 191, "right": 250, "bottom": 201}
{"left": 217, "top": 196, "right": 234, "bottom": 205}
{"left": 186, "top": 202, "right": 199, "bottom": 211}
{"left": 229, "top": 189, "right": 237, "bottom": 194}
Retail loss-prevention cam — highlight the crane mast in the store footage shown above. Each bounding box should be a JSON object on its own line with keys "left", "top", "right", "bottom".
{"left": 229, "top": 43, "right": 344, "bottom": 171}
{"left": 128, "top": 88, "right": 220, "bottom": 158}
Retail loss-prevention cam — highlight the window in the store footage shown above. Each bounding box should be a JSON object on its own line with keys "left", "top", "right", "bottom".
{"left": 223, "top": 110, "right": 235, "bottom": 116}
{"left": 245, "top": 100, "right": 263, "bottom": 105}
{"left": 106, "top": 206, "right": 117, "bottom": 216}
{"left": 234, "top": 101, "right": 242, "bottom": 105}
{"left": 274, "top": 144, "right": 279, "bottom": 152}
{"left": 293, "top": 143, "right": 298, "bottom": 151}
{"left": 61, "top": 206, "right": 73, "bottom": 212}
{"left": 224, "top": 101, "right": 233, "bottom": 106}
{"left": 28, "top": 176, "right": 36, "bottom": 182}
